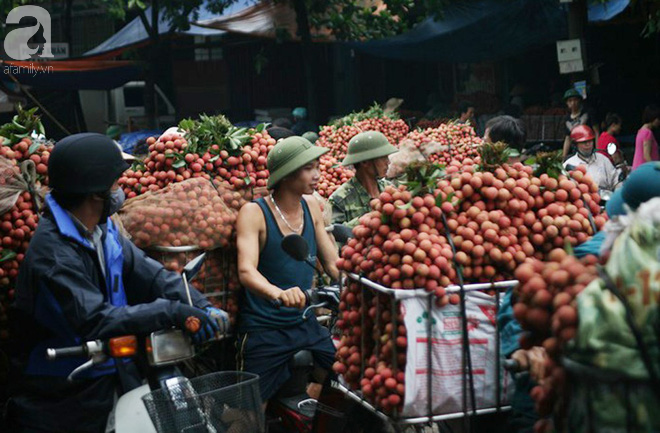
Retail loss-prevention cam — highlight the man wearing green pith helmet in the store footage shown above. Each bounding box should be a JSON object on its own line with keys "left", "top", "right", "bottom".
{"left": 235, "top": 136, "right": 339, "bottom": 402}
{"left": 328, "top": 131, "right": 398, "bottom": 227}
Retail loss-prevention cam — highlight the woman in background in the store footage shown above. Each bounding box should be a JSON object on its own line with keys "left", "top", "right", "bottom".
{"left": 632, "top": 104, "right": 660, "bottom": 170}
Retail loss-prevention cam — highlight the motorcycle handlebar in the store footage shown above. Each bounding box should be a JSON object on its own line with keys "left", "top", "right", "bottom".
{"left": 271, "top": 285, "right": 340, "bottom": 309}
{"left": 271, "top": 289, "right": 312, "bottom": 309}
{"left": 47, "top": 345, "right": 87, "bottom": 360}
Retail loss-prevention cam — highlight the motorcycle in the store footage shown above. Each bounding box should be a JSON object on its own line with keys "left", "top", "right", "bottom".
{"left": 47, "top": 253, "right": 262, "bottom": 433}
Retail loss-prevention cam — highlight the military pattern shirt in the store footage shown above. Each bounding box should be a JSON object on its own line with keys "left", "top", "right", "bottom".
{"left": 328, "top": 177, "right": 391, "bottom": 227}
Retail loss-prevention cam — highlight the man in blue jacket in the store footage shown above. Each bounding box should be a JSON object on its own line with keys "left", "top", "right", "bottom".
{"left": 6, "top": 133, "right": 227, "bottom": 433}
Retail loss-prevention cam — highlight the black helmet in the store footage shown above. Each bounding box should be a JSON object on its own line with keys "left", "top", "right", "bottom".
{"left": 49, "top": 133, "right": 130, "bottom": 194}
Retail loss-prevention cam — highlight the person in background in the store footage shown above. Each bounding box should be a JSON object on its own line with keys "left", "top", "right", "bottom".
{"left": 483, "top": 115, "right": 526, "bottom": 149}
{"left": 483, "top": 115, "right": 526, "bottom": 164}
{"left": 267, "top": 126, "right": 295, "bottom": 142}
{"left": 456, "top": 101, "right": 475, "bottom": 125}
{"left": 273, "top": 118, "right": 293, "bottom": 130}
{"left": 302, "top": 131, "right": 319, "bottom": 144}
{"left": 597, "top": 113, "right": 628, "bottom": 178}
{"left": 561, "top": 88, "right": 597, "bottom": 160}
{"left": 632, "top": 104, "right": 660, "bottom": 170}
{"left": 291, "top": 107, "right": 317, "bottom": 136}
{"left": 328, "top": 131, "right": 397, "bottom": 227}
{"left": 597, "top": 113, "right": 623, "bottom": 163}
{"left": 563, "top": 125, "right": 621, "bottom": 193}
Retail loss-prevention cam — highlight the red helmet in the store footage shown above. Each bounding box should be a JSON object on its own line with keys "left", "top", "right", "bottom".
{"left": 570, "top": 125, "right": 595, "bottom": 143}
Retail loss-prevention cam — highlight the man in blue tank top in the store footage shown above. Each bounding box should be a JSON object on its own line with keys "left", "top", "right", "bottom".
{"left": 236, "top": 136, "right": 340, "bottom": 403}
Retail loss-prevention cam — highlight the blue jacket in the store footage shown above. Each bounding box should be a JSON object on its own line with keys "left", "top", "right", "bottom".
{"left": 573, "top": 230, "right": 606, "bottom": 258}
{"left": 7, "top": 195, "right": 209, "bottom": 433}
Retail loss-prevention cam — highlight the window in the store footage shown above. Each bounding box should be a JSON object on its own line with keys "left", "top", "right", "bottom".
{"left": 194, "top": 35, "right": 223, "bottom": 62}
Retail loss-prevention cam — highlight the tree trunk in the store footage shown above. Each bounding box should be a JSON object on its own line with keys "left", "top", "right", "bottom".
{"left": 63, "top": 0, "right": 73, "bottom": 44}
{"left": 64, "top": 0, "right": 86, "bottom": 132}
{"left": 144, "top": 0, "right": 159, "bottom": 129}
{"left": 291, "top": 0, "right": 318, "bottom": 123}
{"left": 567, "top": 0, "right": 588, "bottom": 84}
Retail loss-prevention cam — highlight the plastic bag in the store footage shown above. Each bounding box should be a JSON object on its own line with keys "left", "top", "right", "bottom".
{"left": 400, "top": 291, "right": 512, "bottom": 417}
{"left": 387, "top": 139, "right": 426, "bottom": 179}
{"left": 119, "top": 177, "right": 236, "bottom": 249}
{"left": 0, "top": 158, "right": 40, "bottom": 216}
{"left": 386, "top": 139, "right": 448, "bottom": 179}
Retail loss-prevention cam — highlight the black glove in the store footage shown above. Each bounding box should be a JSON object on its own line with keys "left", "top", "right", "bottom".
{"left": 174, "top": 303, "right": 220, "bottom": 344}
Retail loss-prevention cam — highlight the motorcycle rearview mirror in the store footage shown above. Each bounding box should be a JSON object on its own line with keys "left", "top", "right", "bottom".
{"left": 600, "top": 190, "right": 613, "bottom": 202}
{"left": 330, "top": 224, "right": 354, "bottom": 244}
{"left": 281, "top": 234, "right": 309, "bottom": 261}
{"left": 182, "top": 252, "right": 206, "bottom": 282}
{"left": 607, "top": 142, "right": 617, "bottom": 156}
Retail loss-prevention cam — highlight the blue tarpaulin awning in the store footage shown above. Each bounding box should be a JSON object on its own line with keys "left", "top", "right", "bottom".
{"left": 84, "top": 1, "right": 257, "bottom": 58}
{"left": 588, "top": 0, "right": 630, "bottom": 22}
{"left": 352, "top": 0, "right": 630, "bottom": 62}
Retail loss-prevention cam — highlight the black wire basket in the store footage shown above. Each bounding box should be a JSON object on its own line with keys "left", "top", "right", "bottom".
{"left": 142, "top": 371, "right": 264, "bottom": 433}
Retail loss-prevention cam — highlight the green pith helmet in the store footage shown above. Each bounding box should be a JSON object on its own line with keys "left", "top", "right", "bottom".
{"left": 342, "top": 130, "right": 398, "bottom": 167}
{"left": 267, "top": 136, "right": 328, "bottom": 189}
{"left": 563, "top": 88, "right": 583, "bottom": 101}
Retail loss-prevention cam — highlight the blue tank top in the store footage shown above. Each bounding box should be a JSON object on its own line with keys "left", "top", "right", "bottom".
{"left": 239, "top": 197, "right": 317, "bottom": 332}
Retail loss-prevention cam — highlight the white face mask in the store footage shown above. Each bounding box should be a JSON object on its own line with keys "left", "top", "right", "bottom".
{"left": 577, "top": 147, "right": 594, "bottom": 159}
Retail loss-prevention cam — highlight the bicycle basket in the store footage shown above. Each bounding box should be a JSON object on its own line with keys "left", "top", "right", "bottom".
{"left": 142, "top": 371, "right": 264, "bottom": 433}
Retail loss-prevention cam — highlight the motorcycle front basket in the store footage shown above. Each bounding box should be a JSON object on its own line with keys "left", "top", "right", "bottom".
{"left": 141, "top": 371, "right": 264, "bottom": 433}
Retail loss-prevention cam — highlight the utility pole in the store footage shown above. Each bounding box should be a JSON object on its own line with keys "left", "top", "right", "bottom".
{"left": 566, "top": 0, "right": 589, "bottom": 84}
{"left": 291, "top": 0, "right": 318, "bottom": 123}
